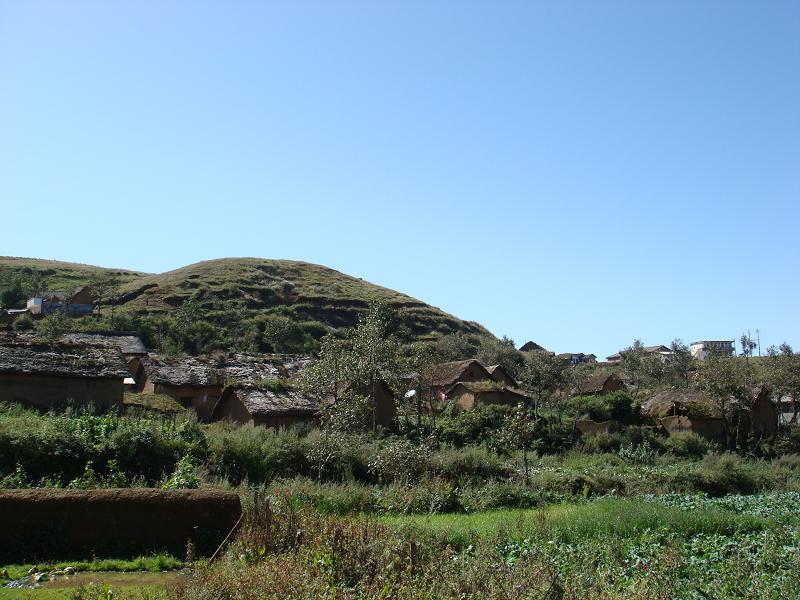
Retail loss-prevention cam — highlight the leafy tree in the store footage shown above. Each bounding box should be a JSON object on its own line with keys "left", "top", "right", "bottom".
{"left": 620, "top": 339, "right": 666, "bottom": 395}
{"left": 667, "top": 339, "right": 693, "bottom": 387}
{"left": 433, "top": 331, "right": 481, "bottom": 362}
{"left": 476, "top": 335, "right": 525, "bottom": 377}
{"left": 498, "top": 403, "right": 538, "bottom": 485}
{"left": 87, "top": 274, "right": 119, "bottom": 318}
{"left": 696, "top": 355, "right": 754, "bottom": 449}
{"left": 518, "top": 350, "right": 570, "bottom": 418}
{"left": 764, "top": 344, "right": 800, "bottom": 423}
{"left": 36, "top": 312, "right": 72, "bottom": 339}
{"left": 740, "top": 333, "right": 758, "bottom": 360}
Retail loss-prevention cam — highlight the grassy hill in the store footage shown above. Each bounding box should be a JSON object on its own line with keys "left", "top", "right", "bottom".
{"left": 0, "top": 256, "right": 491, "bottom": 351}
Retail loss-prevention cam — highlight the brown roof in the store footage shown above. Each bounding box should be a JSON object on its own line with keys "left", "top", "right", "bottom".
{"left": 422, "top": 359, "right": 493, "bottom": 387}
{"left": 223, "top": 386, "right": 319, "bottom": 417}
{"left": 519, "top": 341, "right": 546, "bottom": 352}
{"left": 0, "top": 337, "right": 129, "bottom": 379}
{"left": 487, "top": 364, "right": 519, "bottom": 385}
{"left": 574, "top": 373, "right": 622, "bottom": 395}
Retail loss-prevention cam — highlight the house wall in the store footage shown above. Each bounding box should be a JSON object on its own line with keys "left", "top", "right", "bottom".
{"left": 213, "top": 392, "right": 254, "bottom": 425}
{"left": 0, "top": 373, "right": 123, "bottom": 410}
{"left": 659, "top": 415, "right": 726, "bottom": 442}
{"left": 434, "top": 363, "right": 494, "bottom": 400}
{"left": 751, "top": 394, "right": 778, "bottom": 438}
{"left": 601, "top": 378, "right": 626, "bottom": 395}
{"left": 151, "top": 383, "right": 222, "bottom": 422}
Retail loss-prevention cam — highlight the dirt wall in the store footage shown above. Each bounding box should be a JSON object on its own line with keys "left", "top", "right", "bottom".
{"left": 0, "top": 488, "right": 242, "bottom": 563}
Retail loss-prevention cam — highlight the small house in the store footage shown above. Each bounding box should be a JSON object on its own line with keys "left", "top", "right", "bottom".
{"left": 0, "top": 334, "right": 128, "bottom": 410}
{"left": 573, "top": 373, "right": 626, "bottom": 397}
{"left": 558, "top": 352, "right": 597, "bottom": 366}
{"left": 131, "top": 355, "right": 222, "bottom": 421}
{"left": 421, "top": 359, "right": 496, "bottom": 401}
{"left": 606, "top": 345, "right": 673, "bottom": 363}
{"left": 27, "top": 286, "right": 94, "bottom": 316}
{"left": 690, "top": 340, "right": 735, "bottom": 360}
{"left": 212, "top": 385, "right": 319, "bottom": 428}
{"left": 519, "top": 341, "right": 547, "bottom": 353}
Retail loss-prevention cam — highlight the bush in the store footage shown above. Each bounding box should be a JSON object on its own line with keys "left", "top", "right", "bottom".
{"left": 570, "top": 392, "right": 637, "bottom": 424}
{"left": 664, "top": 432, "right": 719, "bottom": 458}
{"left": 12, "top": 315, "right": 34, "bottom": 331}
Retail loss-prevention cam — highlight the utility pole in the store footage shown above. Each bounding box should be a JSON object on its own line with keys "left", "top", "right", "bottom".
{"left": 756, "top": 329, "right": 761, "bottom": 357}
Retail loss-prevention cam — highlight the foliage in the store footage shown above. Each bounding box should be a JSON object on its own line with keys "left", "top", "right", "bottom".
{"left": 160, "top": 454, "right": 200, "bottom": 489}
{"left": 570, "top": 391, "right": 638, "bottom": 423}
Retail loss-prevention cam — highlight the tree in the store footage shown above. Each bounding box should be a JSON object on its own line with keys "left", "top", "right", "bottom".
{"left": 518, "top": 350, "right": 570, "bottom": 418}
{"left": 433, "top": 331, "right": 481, "bottom": 362}
{"left": 300, "top": 302, "right": 405, "bottom": 433}
{"left": 499, "top": 403, "right": 538, "bottom": 486}
{"left": 740, "top": 333, "right": 758, "bottom": 361}
{"left": 88, "top": 274, "right": 120, "bottom": 319}
{"left": 696, "top": 355, "right": 754, "bottom": 449}
{"left": 666, "top": 339, "right": 693, "bottom": 388}
{"left": 476, "top": 335, "right": 525, "bottom": 378}
{"left": 764, "top": 344, "right": 800, "bottom": 423}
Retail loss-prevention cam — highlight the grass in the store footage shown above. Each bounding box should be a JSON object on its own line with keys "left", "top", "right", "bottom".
{"left": 123, "top": 393, "right": 186, "bottom": 414}
{"left": 381, "top": 497, "right": 770, "bottom": 547}
{"left": 0, "top": 555, "right": 183, "bottom": 581}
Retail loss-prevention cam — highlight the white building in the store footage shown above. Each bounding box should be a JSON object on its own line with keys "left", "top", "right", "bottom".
{"left": 690, "top": 340, "right": 735, "bottom": 360}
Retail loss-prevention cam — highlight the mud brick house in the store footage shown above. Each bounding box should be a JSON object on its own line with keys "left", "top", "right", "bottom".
{"left": 132, "top": 352, "right": 309, "bottom": 422}
{"left": 0, "top": 335, "right": 128, "bottom": 410}
{"left": 573, "top": 373, "right": 626, "bottom": 397}
{"left": 642, "top": 388, "right": 778, "bottom": 443}
{"left": 421, "top": 359, "right": 496, "bottom": 402}
{"left": 487, "top": 364, "right": 519, "bottom": 388}
{"left": 212, "top": 385, "right": 319, "bottom": 427}
{"left": 27, "top": 286, "right": 93, "bottom": 316}
{"left": 130, "top": 355, "right": 222, "bottom": 421}
{"left": 446, "top": 381, "right": 531, "bottom": 412}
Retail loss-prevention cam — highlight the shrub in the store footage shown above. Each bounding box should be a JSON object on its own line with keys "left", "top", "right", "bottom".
{"left": 570, "top": 392, "right": 637, "bottom": 424}
{"left": 12, "top": 315, "right": 33, "bottom": 331}
{"left": 368, "top": 438, "right": 430, "bottom": 483}
{"left": 664, "top": 432, "right": 719, "bottom": 458}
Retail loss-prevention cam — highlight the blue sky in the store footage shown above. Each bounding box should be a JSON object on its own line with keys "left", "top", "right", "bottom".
{"left": 1, "top": 1, "right": 798, "bottom": 358}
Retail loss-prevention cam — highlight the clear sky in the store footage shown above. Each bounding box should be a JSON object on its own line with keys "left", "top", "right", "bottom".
{"left": 1, "top": 1, "right": 798, "bottom": 359}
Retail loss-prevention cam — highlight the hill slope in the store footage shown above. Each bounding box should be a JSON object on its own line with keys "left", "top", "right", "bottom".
{"left": 0, "top": 256, "right": 491, "bottom": 342}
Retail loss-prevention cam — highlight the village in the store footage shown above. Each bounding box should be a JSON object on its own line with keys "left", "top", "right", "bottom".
{"left": 0, "top": 285, "right": 789, "bottom": 448}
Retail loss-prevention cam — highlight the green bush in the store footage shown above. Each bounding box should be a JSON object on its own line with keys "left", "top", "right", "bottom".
{"left": 570, "top": 391, "right": 637, "bottom": 423}
{"left": 12, "top": 315, "right": 34, "bottom": 331}
{"left": 664, "top": 432, "right": 719, "bottom": 458}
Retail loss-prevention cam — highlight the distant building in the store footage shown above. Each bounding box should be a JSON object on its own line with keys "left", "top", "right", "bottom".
{"left": 557, "top": 352, "right": 597, "bottom": 366}
{"left": 27, "top": 286, "right": 93, "bottom": 316}
{"left": 519, "top": 341, "right": 547, "bottom": 353}
{"left": 690, "top": 340, "right": 735, "bottom": 360}
{"left": 606, "top": 345, "right": 673, "bottom": 363}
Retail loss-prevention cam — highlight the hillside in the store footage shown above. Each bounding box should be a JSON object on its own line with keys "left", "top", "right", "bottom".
{"left": 0, "top": 256, "right": 491, "bottom": 345}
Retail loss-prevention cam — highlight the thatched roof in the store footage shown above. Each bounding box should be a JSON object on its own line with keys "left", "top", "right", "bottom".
{"left": 64, "top": 333, "right": 147, "bottom": 355}
{"left": 0, "top": 337, "right": 129, "bottom": 379}
{"left": 218, "top": 353, "right": 282, "bottom": 386}
{"left": 487, "top": 364, "right": 518, "bottom": 385}
{"left": 641, "top": 389, "right": 724, "bottom": 419}
{"left": 574, "top": 373, "right": 623, "bottom": 395}
{"left": 225, "top": 386, "right": 319, "bottom": 417}
{"left": 140, "top": 355, "right": 218, "bottom": 387}
{"left": 422, "top": 359, "right": 492, "bottom": 387}
{"left": 447, "top": 381, "right": 531, "bottom": 399}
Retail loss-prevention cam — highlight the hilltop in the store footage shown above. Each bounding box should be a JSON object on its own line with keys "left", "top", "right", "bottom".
{"left": 0, "top": 256, "right": 491, "bottom": 349}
